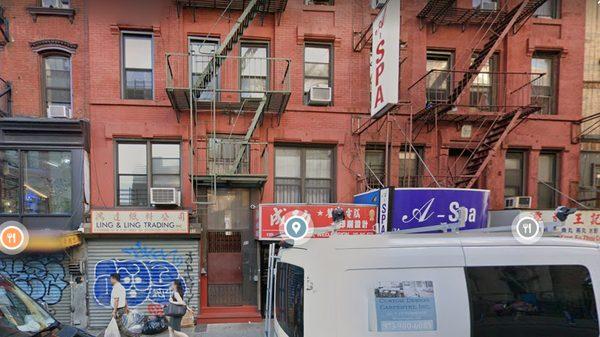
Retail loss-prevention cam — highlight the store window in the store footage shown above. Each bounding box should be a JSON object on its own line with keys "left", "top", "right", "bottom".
{"left": 365, "top": 144, "right": 386, "bottom": 189}
{"left": 43, "top": 54, "right": 71, "bottom": 117}
{"left": 304, "top": 44, "right": 332, "bottom": 104}
{"left": 399, "top": 145, "right": 423, "bottom": 187}
{"left": 190, "top": 38, "right": 219, "bottom": 101}
{"left": 470, "top": 54, "right": 498, "bottom": 110}
{"left": 504, "top": 151, "right": 526, "bottom": 197}
{"left": 241, "top": 42, "right": 268, "bottom": 99}
{"left": 466, "top": 265, "right": 597, "bottom": 337}
{"left": 426, "top": 51, "right": 453, "bottom": 103}
{"left": 0, "top": 150, "right": 72, "bottom": 215}
{"left": 116, "top": 141, "right": 180, "bottom": 206}
{"left": 538, "top": 152, "right": 558, "bottom": 209}
{"left": 531, "top": 52, "right": 558, "bottom": 115}
{"left": 122, "top": 33, "right": 153, "bottom": 100}
{"left": 534, "top": 0, "right": 559, "bottom": 19}
{"left": 275, "top": 147, "right": 334, "bottom": 203}
{"left": 275, "top": 262, "right": 304, "bottom": 337}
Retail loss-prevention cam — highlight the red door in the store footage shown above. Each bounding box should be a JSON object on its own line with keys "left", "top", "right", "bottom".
{"left": 207, "top": 231, "right": 243, "bottom": 306}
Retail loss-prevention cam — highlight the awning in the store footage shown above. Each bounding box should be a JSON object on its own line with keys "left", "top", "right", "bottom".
{"left": 26, "top": 230, "right": 82, "bottom": 252}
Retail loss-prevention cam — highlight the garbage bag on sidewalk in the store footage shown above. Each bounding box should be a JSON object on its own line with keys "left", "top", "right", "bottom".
{"left": 141, "top": 315, "right": 168, "bottom": 335}
{"left": 105, "top": 318, "right": 121, "bottom": 337}
{"left": 124, "top": 310, "right": 146, "bottom": 335}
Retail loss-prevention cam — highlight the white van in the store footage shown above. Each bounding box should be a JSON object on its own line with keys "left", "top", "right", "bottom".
{"left": 272, "top": 233, "right": 600, "bottom": 337}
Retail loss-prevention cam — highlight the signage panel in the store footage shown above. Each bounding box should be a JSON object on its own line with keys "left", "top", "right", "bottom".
{"left": 91, "top": 210, "right": 189, "bottom": 234}
{"left": 257, "top": 204, "right": 378, "bottom": 240}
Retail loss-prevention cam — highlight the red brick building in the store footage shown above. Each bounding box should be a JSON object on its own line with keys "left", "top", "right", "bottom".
{"left": 0, "top": 0, "right": 587, "bottom": 327}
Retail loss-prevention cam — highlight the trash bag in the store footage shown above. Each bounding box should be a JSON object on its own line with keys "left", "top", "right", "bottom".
{"left": 105, "top": 318, "right": 121, "bottom": 337}
{"left": 141, "top": 315, "right": 168, "bottom": 335}
{"left": 124, "top": 310, "right": 146, "bottom": 335}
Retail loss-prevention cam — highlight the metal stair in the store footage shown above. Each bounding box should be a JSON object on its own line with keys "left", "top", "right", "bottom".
{"left": 454, "top": 105, "right": 539, "bottom": 188}
{"left": 193, "top": 0, "right": 266, "bottom": 90}
{"left": 413, "top": 0, "right": 547, "bottom": 123}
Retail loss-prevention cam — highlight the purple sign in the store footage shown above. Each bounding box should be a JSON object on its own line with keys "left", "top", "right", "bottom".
{"left": 391, "top": 188, "right": 490, "bottom": 232}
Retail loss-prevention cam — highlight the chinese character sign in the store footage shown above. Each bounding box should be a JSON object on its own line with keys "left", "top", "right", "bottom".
{"left": 257, "top": 204, "right": 378, "bottom": 240}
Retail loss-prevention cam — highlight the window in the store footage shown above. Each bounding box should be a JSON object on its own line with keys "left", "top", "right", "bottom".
{"left": 304, "top": 44, "right": 332, "bottom": 101}
{"left": 116, "top": 142, "right": 180, "bottom": 206}
{"left": 426, "top": 51, "right": 452, "bottom": 103}
{"left": 43, "top": 54, "right": 71, "bottom": 115}
{"left": 305, "top": 0, "right": 333, "bottom": 5}
{"left": 470, "top": 54, "right": 498, "bottom": 110}
{"left": 531, "top": 52, "right": 558, "bottom": 115}
{"left": 472, "top": 0, "right": 498, "bottom": 10}
{"left": 207, "top": 136, "right": 249, "bottom": 174}
{"left": 190, "top": 38, "right": 219, "bottom": 101}
{"left": 41, "top": 0, "right": 70, "bottom": 8}
{"left": 122, "top": 33, "right": 153, "bottom": 100}
{"left": 365, "top": 144, "right": 386, "bottom": 188}
{"left": 534, "top": 0, "right": 559, "bottom": 19}
{"left": 538, "top": 152, "right": 558, "bottom": 209}
{"left": 275, "top": 262, "right": 304, "bottom": 337}
{"left": 275, "top": 147, "right": 334, "bottom": 203}
{"left": 504, "top": 151, "right": 526, "bottom": 197}
{"left": 466, "top": 265, "right": 598, "bottom": 337}
{"left": 241, "top": 42, "right": 268, "bottom": 99}
{"left": 399, "top": 145, "right": 423, "bottom": 187}
{"left": 0, "top": 150, "right": 72, "bottom": 215}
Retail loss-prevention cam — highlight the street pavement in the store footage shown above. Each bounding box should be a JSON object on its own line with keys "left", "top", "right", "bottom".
{"left": 91, "top": 322, "right": 264, "bottom": 337}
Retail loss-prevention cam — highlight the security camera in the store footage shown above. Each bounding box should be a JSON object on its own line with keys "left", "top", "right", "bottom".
{"left": 555, "top": 206, "right": 577, "bottom": 222}
{"left": 249, "top": 204, "right": 257, "bottom": 210}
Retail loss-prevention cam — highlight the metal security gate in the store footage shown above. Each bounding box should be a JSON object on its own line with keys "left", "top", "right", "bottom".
{"left": 86, "top": 239, "right": 200, "bottom": 328}
{"left": 207, "top": 231, "right": 243, "bottom": 306}
{"left": 0, "top": 253, "right": 72, "bottom": 323}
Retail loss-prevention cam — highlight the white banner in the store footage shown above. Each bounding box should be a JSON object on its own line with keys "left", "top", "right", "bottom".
{"left": 371, "top": 0, "right": 400, "bottom": 118}
{"left": 91, "top": 210, "right": 189, "bottom": 234}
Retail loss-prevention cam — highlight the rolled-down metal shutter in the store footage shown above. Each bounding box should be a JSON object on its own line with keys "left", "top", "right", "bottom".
{"left": 86, "top": 239, "right": 200, "bottom": 328}
{"left": 0, "top": 253, "right": 72, "bottom": 323}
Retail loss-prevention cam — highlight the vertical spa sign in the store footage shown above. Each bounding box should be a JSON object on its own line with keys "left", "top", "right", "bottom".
{"left": 371, "top": 0, "right": 400, "bottom": 118}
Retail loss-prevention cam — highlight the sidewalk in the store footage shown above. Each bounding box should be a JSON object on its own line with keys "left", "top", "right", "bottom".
{"left": 91, "top": 322, "right": 264, "bottom": 337}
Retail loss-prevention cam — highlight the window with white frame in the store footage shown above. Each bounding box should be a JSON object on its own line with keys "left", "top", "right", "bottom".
{"left": 240, "top": 42, "right": 268, "bottom": 99}
{"left": 190, "top": 38, "right": 219, "bottom": 101}
{"left": 122, "top": 33, "right": 153, "bottom": 100}
{"left": 43, "top": 54, "right": 71, "bottom": 115}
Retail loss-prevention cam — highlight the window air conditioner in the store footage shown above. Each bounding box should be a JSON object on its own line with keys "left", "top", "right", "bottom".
{"left": 47, "top": 105, "right": 71, "bottom": 118}
{"left": 504, "top": 196, "right": 532, "bottom": 209}
{"left": 372, "top": 0, "right": 387, "bottom": 9}
{"left": 308, "top": 86, "right": 332, "bottom": 106}
{"left": 42, "top": 0, "right": 70, "bottom": 9}
{"left": 479, "top": 1, "right": 498, "bottom": 10}
{"left": 150, "top": 187, "right": 180, "bottom": 206}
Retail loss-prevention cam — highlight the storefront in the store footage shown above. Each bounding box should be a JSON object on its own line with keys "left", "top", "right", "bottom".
{"left": 86, "top": 209, "right": 200, "bottom": 329}
{"left": 0, "top": 118, "right": 89, "bottom": 325}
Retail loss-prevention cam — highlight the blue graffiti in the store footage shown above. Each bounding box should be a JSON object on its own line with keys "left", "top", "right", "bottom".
{"left": 121, "top": 241, "right": 183, "bottom": 266}
{"left": 0, "top": 255, "right": 68, "bottom": 305}
{"left": 93, "top": 259, "right": 186, "bottom": 308}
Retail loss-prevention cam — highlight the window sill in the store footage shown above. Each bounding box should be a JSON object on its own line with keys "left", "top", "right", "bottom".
{"left": 27, "top": 7, "right": 76, "bottom": 23}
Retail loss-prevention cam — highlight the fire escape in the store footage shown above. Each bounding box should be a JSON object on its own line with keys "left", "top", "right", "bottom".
{"left": 410, "top": 0, "right": 548, "bottom": 189}
{"left": 165, "top": 0, "right": 290, "bottom": 208}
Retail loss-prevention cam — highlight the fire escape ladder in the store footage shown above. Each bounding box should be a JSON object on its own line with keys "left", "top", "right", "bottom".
{"left": 193, "top": 0, "right": 265, "bottom": 90}
{"left": 456, "top": 106, "right": 536, "bottom": 188}
{"left": 230, "top": 98, "right": 267, "bottom": 174}
{"left": 446, "top": 1, "right": 529, "bottom": 107}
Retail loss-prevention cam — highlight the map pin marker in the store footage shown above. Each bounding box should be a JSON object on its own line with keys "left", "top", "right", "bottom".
{"left": 291, "top": 221, "right": 301, "bottom": 234}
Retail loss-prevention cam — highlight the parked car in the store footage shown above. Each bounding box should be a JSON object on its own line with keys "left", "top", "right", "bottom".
{"left": 0, "top": 275, "right": 93, "bottom": 337}
{"left": 274, "top": 233, "right": 600, "bottom": 337}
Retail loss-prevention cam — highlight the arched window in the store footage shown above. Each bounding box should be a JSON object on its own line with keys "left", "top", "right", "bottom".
{"left": 42, "top": 53, "right": 71, "bottom": 117}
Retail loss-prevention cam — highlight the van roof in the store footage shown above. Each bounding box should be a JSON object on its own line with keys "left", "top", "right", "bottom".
{"left": 296, "top": 232, "right": 600, "bottom": 250}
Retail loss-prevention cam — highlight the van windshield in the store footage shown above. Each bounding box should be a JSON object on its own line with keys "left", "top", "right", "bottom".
{"left": 0, "top": 278, "right": 57, "bottom": 337}
{"left": 275, "top": 262, "right": 304, "bottom": 337}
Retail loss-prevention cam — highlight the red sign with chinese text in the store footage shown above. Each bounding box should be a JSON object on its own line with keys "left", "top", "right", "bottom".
{"left": 256, "top": 203, "right": 378, "bottom": 240}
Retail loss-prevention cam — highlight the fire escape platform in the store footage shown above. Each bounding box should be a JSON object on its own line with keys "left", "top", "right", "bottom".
{"left": 166, "top": 89, "right": 290, "bottom": 115}
{"left": 175, "top": 0, "right": 287, "bottom": 13}
{"left": 193, "top": 174, "right": 267, "bottom": 187}
{"left": 417, "top": 0, "right": 508, "bottom": 26}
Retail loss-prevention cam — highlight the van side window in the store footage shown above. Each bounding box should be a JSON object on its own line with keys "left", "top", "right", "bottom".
{"left": 466, "top": 265, "right": 598, "bottom": 337}
{"left": 275, "top": 262, "right": 304, "bottom": 337}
